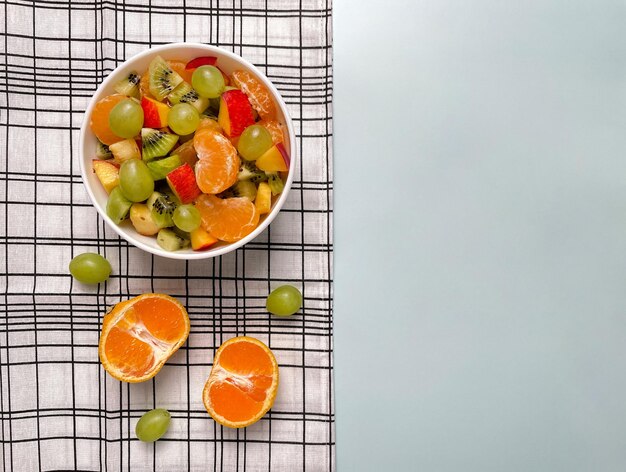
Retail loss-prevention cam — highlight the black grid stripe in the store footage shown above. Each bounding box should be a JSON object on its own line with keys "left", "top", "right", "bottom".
{"left": 0, "top": 0, "right": 334, "bottom": 470}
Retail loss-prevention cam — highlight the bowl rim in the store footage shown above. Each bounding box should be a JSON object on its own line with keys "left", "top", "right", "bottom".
{"left": 79, "top": 42, "right": 297, "bottom": 260}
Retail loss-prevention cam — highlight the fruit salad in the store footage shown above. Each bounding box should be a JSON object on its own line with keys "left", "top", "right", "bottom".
{"left": 89, "top": 55, "right": 290, "bottom": 252}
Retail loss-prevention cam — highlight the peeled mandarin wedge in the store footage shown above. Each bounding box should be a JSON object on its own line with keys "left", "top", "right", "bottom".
{"left": 89, "top": 94, "right": 127, "bottom": 145}
{"left": 98, "top": 294, "right": 190, "bottom": 383}
{"left": 231, "top": 70, "right": 277, "bottom": 120}
{"left": 203, "top": 336, "right": 279, "bottom": 429}
{"left": 197, "top": 116, "right": 222, "bottom": 134}
{"left": 171, "top": 139, "right": 198, "bottom": 167}
{"left": 139, "top": 73, "right": 152, "bottom": 98}
{"left": 194, "top": 129, "right": 240, "bottom": 194}
{"left": 258, "top": 119, "right": 284, "bottom": 144}
{"left": 168, "top": 60, "right": 194, "bottom": 84}
{"left": 196, "top": 194, "right": 260, "bottom": 242}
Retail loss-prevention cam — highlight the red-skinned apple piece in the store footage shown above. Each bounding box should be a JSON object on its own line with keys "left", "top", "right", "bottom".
{"left": 141, "top": 96, "right": 169, "bottom": 128}
{"left": 217, "top": 89, "right": 255, "bottom": 138}
{"left": 185, "top": 57, "right": 230, "bottom": 86}
{"left": 185, "top": 56, "right": 217, "bottom": 69}
{"left": 92, "top": 159, "right": 120, "bottom": 194}
{"left": 255, "top": 142, "right": 290, "bottom": 172}
{"left": 166, "top": 163, "right": 202, "bottom": 204}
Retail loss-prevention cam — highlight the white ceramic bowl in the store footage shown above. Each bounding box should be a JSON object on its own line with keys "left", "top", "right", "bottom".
{"left": 79, "top": 43, "right": 296, "bottom": 260}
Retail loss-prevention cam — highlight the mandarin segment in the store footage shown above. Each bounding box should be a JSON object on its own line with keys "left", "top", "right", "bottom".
{"left": 208, "top": 382, "right": 264, "bottom": 424}
{"left": 168, "top": 60, "right": 194, "bottom": 84}
{"left": 139, "top": 73, "right": 153, "bottom": 98}
{"left": 219, "top": 342, "right": 274, "bottom": 376}
{"left": 89, "top": 94, "right": 127, "bottom": 145}
{"left": 231, "top": 70, "right": 277, "bottom": 120}
{"left": 195, "top": 194, "right": 260, "bottom": 242}
{"left": 133, "top": 297, "right": 189, "bottom": 343}
{"left": 193, "top": 129, "right": 240, "bottom": 194}
{"left": 203, "top": 336, "right": 279, "bottom": 428}
{"left": 98, "top": 293, "right": 190, "bottom": 383}
{"left": 258, "top": 119, "right": 285, "bottom": 144}
{"left": 171, "top": 139, "right": 198, "bottom": 167}
{"left": 104, "top": 327, "right": 155, "bottom": 378}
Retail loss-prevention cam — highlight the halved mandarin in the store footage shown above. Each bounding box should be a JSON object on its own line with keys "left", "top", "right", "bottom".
{"left": 89, "top": 94, "right": 127, "bottom": 145}
{"left": 195, "top": 194, "right": 260, "bottom": 243}
{"left": 98, "top": 294, "right": 190, "bottom": 383}
{"left": 231, "top": 70, "right": 277, "bottom": 120}
{"left": 193, "top": 129, "right": 240, "bottom": 194}
{"left": 203, "top": 336, "right": 279, "bottom": 429}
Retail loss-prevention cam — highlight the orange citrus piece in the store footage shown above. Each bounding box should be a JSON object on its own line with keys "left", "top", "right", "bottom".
{"left": 168, "top": 60, "right": 194, "bottom": 84}
{"left": 89, "top": 94, "right": 127, "bottom": 145}
{"left": 139, "top": 73, "right": 152, "bottom": 99}
{"left": 231, "top": 70, "right": 277, "bottom": 120}
{"left": 197, "top": 116, "right": 222, "bottom": 134}
{"left": 196, "top": 194, "right": 260, "bottom": 242}
{"left": 98, "top": 293, "right": 190, "bottom": 383}
{"left": 258, "top": 119, "right": 284, "bottom": 144}
{"left": 172, "top": 139, "right": 198, "bottom": 167}
{"left": 193, "top": 129, "right": 240, "bottom": 194}
{"left": 203, "top": 336, "right": 279, "bottom": 428}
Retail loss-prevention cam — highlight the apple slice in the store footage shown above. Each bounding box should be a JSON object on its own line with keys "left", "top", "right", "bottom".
{"left": 190, "top": 227, "right": 218, "bottom": 250}
{"left": 185, "top": 57, "right": 230, "bottom": 85}
{"left": 185, "top": 56, "right": 217, "bottom": 69}
{"left": 166, "top": 163, "right": 202, "bottom": 204}
{"left": 141, "top": 96, "right": 169, "bottom": 128}
{"left": 217, "top": 89, "right": 255, "bottom": 138}
{"left": 129, "top": 203, "right": 160, "bottom": 236}
{"left": 92, "top": 159, "right": 120, "bottom": 194}
{"left": 109, "top": 138, "right": 141, "bottom": 163}
{"left": 255, "top": 143, "right": 290, "bottom": 172}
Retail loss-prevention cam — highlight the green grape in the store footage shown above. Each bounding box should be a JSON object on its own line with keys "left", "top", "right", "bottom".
{"left": 69, "top": 253, "right": 111, "bottom": 284}
{"left": 109, "top": 98, "right": 144, "bottom": 138}
{"left": 237, "top": 125, "right": 273, "bottom": 161}
{"left": 106, "top": 186, "right": 133, "bottom": 224}
{"left": 168, "top": 103, "right": 200, "bottom": 136}
{"left": 266, "top": 285, "right": 302, "bottom": 317}
{"left": 192, "top": 65, "right": 225, "bottom": 99}
{"left": 135, "top": 408, "right": 171, "bottom": 442}
{"left": 119, "top": 159, "right": 154, "bottom": 202}
{"left": 172, "top": 204, "right": 201, "bottom": 232}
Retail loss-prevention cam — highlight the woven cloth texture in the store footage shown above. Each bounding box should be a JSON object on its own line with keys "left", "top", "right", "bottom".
{"left": 0, "top": 1, "right": 334, "bottom": 470}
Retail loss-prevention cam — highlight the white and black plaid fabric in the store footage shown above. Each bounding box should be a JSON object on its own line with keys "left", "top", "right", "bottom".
{"left": 0, "top": 1, "right": 333, "bottom": 470}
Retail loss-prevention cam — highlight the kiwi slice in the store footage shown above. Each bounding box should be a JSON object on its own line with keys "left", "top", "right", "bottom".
{"left": 96, "top": 139, "right": 113, "bottom": 159}
{"left": 146, "top": 154, "right": 182, "bottom": 180}
{"left": 114, "top": 71, "right": 141, "bottom": 98}
{"left": 238, "top": 159, "right": 268, "bottom": 183}
{"left": 172, "top": 226, "right": 191, "bottom": 241}
{"left": 168, "top": 82, "right": 209, "bottom": 113}
{"left": 147, "top": 191, "right": 177, "bottom": 228}
{"left": 157, "top": 228, "right": 190, "bottom": 252}
{"left": 201, "top": 110, "right": 218, "bottom": 121}
{"left": 148, "top": 56, "right": 183, "bottom": 101}
{"left": 267, "top": 173, "right": 285, "bottom": 196}
{"left": 141, "top": 128, "right": 179, "bottom": 162}
{"left": 219, "top": 180, "right": 257, "bottom": 201}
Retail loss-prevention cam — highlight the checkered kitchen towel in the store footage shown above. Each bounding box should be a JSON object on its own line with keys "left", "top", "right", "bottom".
{"left": 0, "top": 1, "right": 333, "bottom": 470}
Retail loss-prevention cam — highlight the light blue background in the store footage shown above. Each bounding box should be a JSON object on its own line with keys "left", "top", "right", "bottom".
{"left": 334, "top": 1, "right": 626, "bottom": 470}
